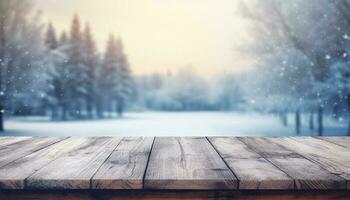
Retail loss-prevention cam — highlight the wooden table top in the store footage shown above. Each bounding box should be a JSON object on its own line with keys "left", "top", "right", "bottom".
{"left": 0, "top": 136, "right": 349, "bottom": 190}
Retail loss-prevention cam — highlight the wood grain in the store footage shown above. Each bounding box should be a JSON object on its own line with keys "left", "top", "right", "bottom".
{"left": 0, "top": 137, "right": 67, "bottom": 168}
{"left": 144, "top": 137, "right": 238, "bottom": 190}
{"left": 0, "top": 136, "right": 348, "bottom": 192}
{"left": 92, "top": 137, "right": 154, "bottom": 189}
{"left": 0, "top": 137, "right": 32, "bottom": 147}
{"left": 26, "top": 137, "right": 122, "bottom": 189}
{"left": 0, "top": 137, "right": 90, "bottom": 189}
{"left": 208, "top": 137, "right": 293, "bottom": 189}
{"left": 319, "top": 137, "right": 350, "bottom": 148}
{"left": 239, "top": 137, "right": 346, "bottom": 189}
{"left": 271, "top": 137, "right": 350, "bottom": 189}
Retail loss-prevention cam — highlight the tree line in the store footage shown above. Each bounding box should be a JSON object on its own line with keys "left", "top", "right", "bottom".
{"left": 0, "top": 1, "right": 133, "bottom": 131}
{"left": 44, "top": 16, "right": 133, "bottom": 120}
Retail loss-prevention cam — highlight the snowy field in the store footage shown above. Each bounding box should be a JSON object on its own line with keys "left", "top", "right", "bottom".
{"left": 2, "top": 112, "right": 348, "bottom": 137}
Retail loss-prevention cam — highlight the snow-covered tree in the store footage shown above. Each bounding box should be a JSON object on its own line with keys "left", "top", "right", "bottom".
{"left": 213, "top": 74, "right": 244, "bottom": 111}
{"left": 44, "top": 23, "right": 71, "bottom": 120}
{"left": 45, "top": 23, "right": 58, "bottom": 50}
{"left": 99, "top": 35, "right": 133, "bottom": 117}
{"left": 239, "top": 0, "right": 350, "bottom": 135}
{"left": 67, "top": 15, "right": 87, "bottom": 119}
{"left": 113, "top": 38, "right": 133, "bottom": 116}
{"left": 139, "top": 68, "right": 212, "bottom": 111}
{"left": 82, "top": 24, "right": 99, "bottom": 118}
{"left": 327, "top": 61, "right": 350, "bottom": 134}
{"left": 0, "top": 0, "right": 46, "bottom": 130}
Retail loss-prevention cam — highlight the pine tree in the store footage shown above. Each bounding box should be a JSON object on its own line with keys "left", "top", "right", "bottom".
{"left": 0, "top": 1, "right": 7, "bottom": 131}
{"left": 67, "top": 15, "right": 86, "bottom": 119}
{"left": 114, "top": 38, "right": 133, "bottom": 116}
{"left": 57, "top": 31, "right": 70, "bottom": 120}
{"left": 44, "top": 24, "right": 71, "bottom": 120}
{"left": 44, "top": 22, "right": 59, "bottom": 119}
{"left": 0, "top": 0, "right": 44, "bottom": 129}
{"left": 45, "top": 23, "right": 58, "bottom": 50}
{"left": 82, "top": 24, "right": 98, "bottom": 119}
{"left": 100, "top": 35, "right": 133, "bottom": 117}
{"left": 0, "top": 6, "right": 5, "bottom": 131}
{"left": 99, "top": 35, "right": 117, "bottom": 117}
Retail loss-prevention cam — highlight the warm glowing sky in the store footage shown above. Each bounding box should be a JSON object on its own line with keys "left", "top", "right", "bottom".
{"left": 35, "top": 0, "right": 253, "bottom": 77}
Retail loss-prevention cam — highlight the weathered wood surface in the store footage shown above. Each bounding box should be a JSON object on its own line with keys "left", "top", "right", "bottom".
{"left": 92, "top": 137, "right": 154, "bottom": 189}
{"left": 0, "top": 137, "right": 32, "bottom": 147}
{"left": 270, "top": 137, "right": 350, "bottom": 189}
{"left": 0, "top": 137, "right": 66, "bottom": 168}
{"left": 239, "top": 137, "right": 346, "bottom": 189}
{"left": 144, "top": 137, "right": 238, "bottom": 189}
{"left": 208, "top": 137, "right": 293, "bottom": 189}
{"left": 320, "top": 137, "right": 350, "bottom": 148}
{"left": 0, "top": 137, "right": 89, "bottom": 189}
{"left": 27, "top": 137, "right": 122, "bottom": 189}
{"left": 0, "top": 136, "right": 348, "bottom": 191}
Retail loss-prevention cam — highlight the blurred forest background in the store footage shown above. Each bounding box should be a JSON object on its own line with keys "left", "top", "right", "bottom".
{"left": 0, "top": 0, "right": 350, "bottom": 136}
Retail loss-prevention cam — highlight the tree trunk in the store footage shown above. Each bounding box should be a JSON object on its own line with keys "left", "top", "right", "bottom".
{"left": 295, "top": 109, "right": 301, "bottom": 135}
{"left": 95, "top": 96, "right": 103, "bottom": 118}
{"left": 86, "top": 100, "right": 93, "bottom": 119}
{"left": 347, "top": 94, "right": 350, "bottom": 136}
{"left": 0, "top": 104, "right": 3, "bottom": 132}
{"left": 280, "top": 110, "right": 288, "bottom": 127}
{"left": 332, "top": 103, "right": 339, "bottom": 120}
{"left": 317, "top": 105, "right": 323, "bottom": 136}
{"left": 0, "top": 17, "right": 5, "bottom": 132}
{"left": 96, "top": 101, "right": 103, "bottom": 119}
{"left": 108, "top": 100, "right": 112, "bottom": 118}
{"left": 51, "top": 106, "right": 57, "bottom": 121}
{"left": 76, "top": 102, "right": 82, "bottom": 119}
{"left": 348, "top": 109, "right": 350, "bottom": 136}
{"left": 116, "top": 99, "right": 124, "bottom": 117}
{"left": 62, "top": 105, "right": 67, "bottom": 121}
{"left": 309, "top": 110, "right": 314, "bottom": 131}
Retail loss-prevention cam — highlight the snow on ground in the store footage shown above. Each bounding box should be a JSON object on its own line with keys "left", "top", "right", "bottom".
{"left": 2, "top": 112, "right": 348, "bottom": 137}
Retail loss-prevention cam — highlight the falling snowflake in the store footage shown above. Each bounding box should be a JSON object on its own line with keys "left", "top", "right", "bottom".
{"left": 325, "top": 54, "right": 331, "bottom": 60}
{"left": 344, "top": 34, "right": 350, "bottom": 40}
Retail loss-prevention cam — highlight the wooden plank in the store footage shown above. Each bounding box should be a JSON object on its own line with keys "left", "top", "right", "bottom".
{"left": 1, "top": 190, "right": 350, "bottom": 200}
{"left": 320, "top": 137, "right": 350, "bottom": 148}
{"left": 0, "top": 137, "right": 91, "bottom": 189}
{"left": 208, "top": 137, "right": 293, "bottom": 189}
{"left": 91, "top": 137, "right": 154, "bottom": 189}
{"left": 0, "top": 137, "right": 67, "bottom": 168}
{"left": 0, "top": 137, "right": 32, "bottom": 147}
{"left": 239, "top": 137, "right": 346, "bottom": 189}
{"left": 26, "top": 137, "right": 122, "bottom": 189}
{"left": 144, "top": 137, "right": 237, "bottom": 190}
{"left": 271, "top": 137, "right": 350, "bottom": 189}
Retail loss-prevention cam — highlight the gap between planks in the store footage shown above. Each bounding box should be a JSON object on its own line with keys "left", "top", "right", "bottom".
{"left": 142, "top": 137, "right": 156, "bottom": 189}
{"left": 208, "top": 137, "right": 294, "bottom": 190}
{"left": 205, "top": 137, "right": 240, "bottom": 189}
{"left": 88, "top": 137, "right": 124, "bottom": 189}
